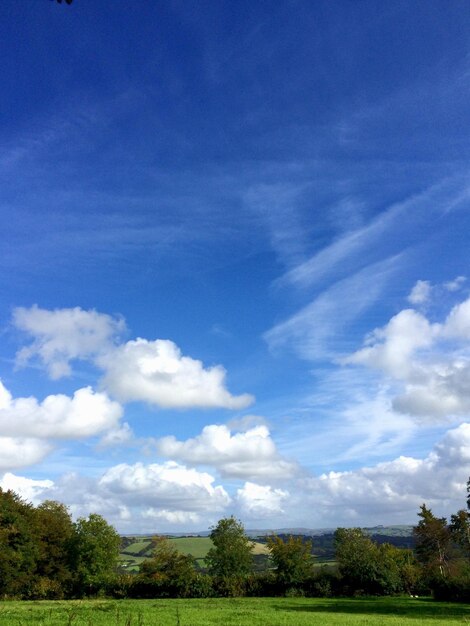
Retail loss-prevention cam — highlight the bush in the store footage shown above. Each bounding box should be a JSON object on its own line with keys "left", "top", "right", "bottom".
{"left": 431, "top": 573, "right": 470, "bottom": 602}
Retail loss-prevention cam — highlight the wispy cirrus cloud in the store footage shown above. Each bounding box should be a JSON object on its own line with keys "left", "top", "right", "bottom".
{"left": 265, "top": 254, "right": 401, "bottom": 360}
{"left": 276, "top": 175, "right": 470, "bottom": 292}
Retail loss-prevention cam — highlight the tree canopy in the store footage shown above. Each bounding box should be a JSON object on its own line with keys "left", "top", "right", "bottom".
{"left": 267, "top": 534, "right": 314, "bottom": 587}
{"left": 206, "top": 516, "right": 254, "bottom": 578}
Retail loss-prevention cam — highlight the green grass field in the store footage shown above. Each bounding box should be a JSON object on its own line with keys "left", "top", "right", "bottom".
{"left": 121, "top": 541, "right": 153, "bottom": 556}
{"left": 0, "top": 597, "right": 468, "bottom": 625}
{"left": 119, "top": 536, "right": 270, "bottom": 572}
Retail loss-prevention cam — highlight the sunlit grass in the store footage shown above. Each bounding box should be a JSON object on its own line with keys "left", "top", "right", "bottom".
{"left": 0, "top": 597, "right": 468, "bottom": 625}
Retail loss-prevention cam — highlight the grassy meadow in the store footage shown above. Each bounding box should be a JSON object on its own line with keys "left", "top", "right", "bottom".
{"left": 0, "top": 597, "right": 468, "bottom": 626}
{"left": 119, "top": 536, "right": 270, "bottom": 572}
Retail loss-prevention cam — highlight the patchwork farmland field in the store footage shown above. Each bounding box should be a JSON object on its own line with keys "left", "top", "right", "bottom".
{"left": 119, "top": 535, "right": 270, "bottom": 572}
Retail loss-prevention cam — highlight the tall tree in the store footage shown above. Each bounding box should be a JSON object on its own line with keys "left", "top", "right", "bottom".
{"left": 414, "top": 504, "right": 451, "bottom": 578}
{"left": 267, "top": 534, "right": 314, "bottom": 588}
{"left": 0, "top": 489, "right": 39, "bottom": 597}
{"left": 34, "top": 500, "right": 75, "bottom": 597}
{"left": 449, "top": 509, "right": 470, "bottom": 560}
{"left": 71, "top": 513, "right": 121, "bottom": 595}
{"left": 206, "top": 516, "right": 254, "bottom": 578}
{"left": 334, "top": 528, "right": 381, "bottom": 592}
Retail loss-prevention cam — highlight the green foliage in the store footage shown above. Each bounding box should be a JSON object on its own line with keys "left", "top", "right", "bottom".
{"left": 34, "top": 500, "right": 75, "bottom": 598}
{"left": 72, "top": 513, "right": 121, "bottom": 594}
{"left": 449, "top": 509, "right": 470, "bottom": 560}
{"left": 0, "top": 489, "right": 40, "bottom": 598}
{"left": 137, "top": 535, "right": 196, "bottom": 597}
{"left": 414, "top": 504, "right": 452, "bottom": 579}
{"left": 267, "top": 535, "right": 314, "bottom": 589}
{"left": 334, "top": 528, "right": 414, "bottom": 595}
{"left": 431, "top": 568, "right": 470, "bottom": 603}
{"left": 206, "top": 516, "right": 254, "bottom": 582}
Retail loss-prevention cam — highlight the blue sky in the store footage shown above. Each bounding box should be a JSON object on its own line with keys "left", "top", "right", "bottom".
{"left": 1, "top": 0, "right": 470, "bottom": 532}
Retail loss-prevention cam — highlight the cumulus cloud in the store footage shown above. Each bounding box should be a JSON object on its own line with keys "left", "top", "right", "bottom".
{"left": 407, "top": 280, "right": 431, "bottom": 305}
{"left": 4, "top": 461, "right": 230, "bottom": 531}
{"left": 14, "top": 305, "right": 125, "bottom": 379}
{"left": 0, "top": 472, "right": 53, "bottom": 503}
{"left": 98, "top": 338, "right": 253, "bottom": 409}
{"left": 98, "top": 422, "right": 133, "bottom": 447}
{"left": 99, "top": 461, "right": 231, "bottom": 513}
{"left": 302, "top": 422, "right": 470, "bottom": 525}
{"left": 344, "top": 295, "right": 470, "bottom": 420}
{"left": 344, "top": 309, "right": 437, "bottom": 380}
{"left": 4, "top": 422, "right": 470, "bottom": 530}
{"left": 14, "top": 306, "right": 253, "bottom": 410}
{"left": 155, "top": 424, "right": 298, "bottom": 480}
{"left": 0, "top": 438, "right": 52, "bottom": 471}
{"left": 237, "top": 482, "right": 289, "bottom": 517}
{"left": 141, "top": 509, "right": 202, "bottom": 525}
{"left": 0, "top": 381, "right": 123, "bottom": 439}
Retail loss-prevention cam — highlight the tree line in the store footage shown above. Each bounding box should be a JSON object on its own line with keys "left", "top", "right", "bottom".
{"left": 0, "top": 479, "right": 469, "bottom": 600}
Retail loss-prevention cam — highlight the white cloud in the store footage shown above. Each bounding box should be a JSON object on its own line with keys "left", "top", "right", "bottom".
{"left": 237, "top": 482, "right": 289, "bottom": 517}
{"left": 443, "top": 297, "right": 470, "bottom": 340}
{"left": 0, "top": 438, "right": 52, "bottom": 471}
{"left": 0, "top": 472, "right": 54, "bottom": 504}
{"left": 98, "top": 338, "right": 253, "bottom": 409}
{"left": 345, "top": 296, "right": 470, "bottom": 421}
{"left": 141, "top": 509, "right": 202, "bottom": 525}
{"left": 155, "top": 423, "right": 298, "bottom": 480}
{"left": 0, "top": 381, "right": 123, "bottom": 439}
{"left": 98, "top": 422, "right": 133, "bottom": 447}
{"left": 407, "top": 280, "right": 431, "bottom": 305}
{"left": 301, "top": 422, "right": 470, "bottom": 525}
{"left": 14, "top": 306, "right": 253, "bottom": 410}
{"left": 344, "top": 309, "right": 436, "bottom": 380}
{"left": 276, "top": 177, "right": 467, "bottom": 292}
{"left": 11, "top": 461, "right": 231, "bottom": 531}
{"left": 444, "top": 276, "right": 466, "bottom": 292}
{"left": 4, "top": 422, "right": 470, "bottom": 531}
{"left": 99, "top": 461, "right": 231, "bottom": 513}
{"left": 14, "top": 305, "right": 125, "bottom": 379}
{"left": 265, "top": 256, "right": 401, "bottom": 360}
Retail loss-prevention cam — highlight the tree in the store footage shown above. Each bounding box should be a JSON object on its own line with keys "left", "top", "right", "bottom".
{"left": 206, "top": 516, "right": 254, "bottom": 579}
{"left": 334, "top": 528, "right": 410, "bottom": 595}
{"left": 449, "top": 509, "right": 470, "bottom": 560}
{"left": 334, "top": 528, "right": 381, "bottom": 593}
{"left": 413, "top": 504, "right": 451, "bottom": 578}
{"left": 0, "top": 489, "right": 39, "bottom": 597}
{"left": 71, "top": 513, "right": 121, "bottom": 595}
{"left": 267, "top": 535, "right": 314, "bottom": 588}
{"left": 138, "top": 536, "right": 196, "bottom": 596}
{"left": 34, "top": 500, "right": 75, "bottom": 597}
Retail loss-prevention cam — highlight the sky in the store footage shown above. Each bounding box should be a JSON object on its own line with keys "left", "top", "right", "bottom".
{"left": 1, "top": 0, "right": 470, "bottom": 533}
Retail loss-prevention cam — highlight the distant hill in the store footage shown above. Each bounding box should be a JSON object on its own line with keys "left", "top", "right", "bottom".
{"left": 119, "top": 525, "right": 415, "bottom": 572}
{"left": 125, "top": 525, "right": 414, "bottom": 538}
